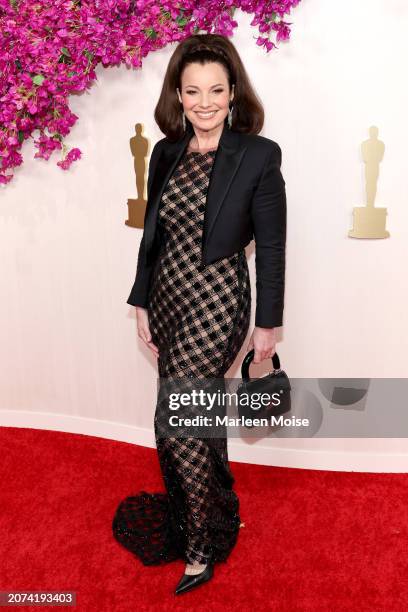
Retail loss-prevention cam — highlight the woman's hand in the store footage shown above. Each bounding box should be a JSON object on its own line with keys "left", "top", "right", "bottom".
{"left": 136, "top": 306, "right": 159, "bottom": 357}
{"left": 247, "top": 326, "right": 277, "bottom": 364}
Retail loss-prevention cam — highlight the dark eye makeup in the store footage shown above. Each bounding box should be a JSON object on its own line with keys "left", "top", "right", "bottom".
{"left": 185, "top": 88, "right": 224, "bottom": 95}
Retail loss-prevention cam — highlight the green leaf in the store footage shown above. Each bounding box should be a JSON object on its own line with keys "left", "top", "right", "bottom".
{"left": 145, "top": 28, "right": 157, "bottom": 40}
{"left": 33, "top": 74, "right": 45, "bottom": 86}
{"left": 18, "top": 130, "right": 24, "bottom": 144}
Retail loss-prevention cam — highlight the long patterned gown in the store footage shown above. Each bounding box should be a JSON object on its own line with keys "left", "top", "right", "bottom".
{"left": 113, "top": 145, "right": 251, "bottom": 567}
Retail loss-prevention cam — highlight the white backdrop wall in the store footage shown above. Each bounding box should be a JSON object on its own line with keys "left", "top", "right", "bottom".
{"left": 1, "top": 0, "right": 408, "bottom": 471}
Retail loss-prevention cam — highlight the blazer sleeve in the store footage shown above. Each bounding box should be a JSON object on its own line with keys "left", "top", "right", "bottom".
{"left": 251, "top": 142, "right": 287, "bottom": 328}
{"left": 126, "top": 140, "right": 162, "bottom": 308}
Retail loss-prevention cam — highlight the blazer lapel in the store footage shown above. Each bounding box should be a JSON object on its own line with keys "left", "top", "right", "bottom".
{"left": 203, "top": 124, "right": 247, "bottom": 257}
{"left": 144, "top": 121, "right": 247, "bottom": 262}
{"left": 143, "top": 130, "right": 191, "bottom": 259}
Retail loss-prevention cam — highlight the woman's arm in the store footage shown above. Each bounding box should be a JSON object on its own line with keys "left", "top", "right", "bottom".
{"left": 251, "top": 142, "right": 287, "bottom": 328}
{"left": 127, "top": 140, "right": 163, "bottom": 308}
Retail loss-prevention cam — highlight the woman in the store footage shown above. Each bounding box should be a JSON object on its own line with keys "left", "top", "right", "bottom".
{"left": 113, "top": 33, "right": 287, "bottom": 595}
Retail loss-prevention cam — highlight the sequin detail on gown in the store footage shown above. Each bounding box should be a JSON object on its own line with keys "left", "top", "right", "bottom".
{"left": 112, "top": 148, "right": 251, "bottom": 566}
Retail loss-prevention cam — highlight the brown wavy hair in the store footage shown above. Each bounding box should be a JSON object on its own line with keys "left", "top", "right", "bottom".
{"left": 154, "top": 34, "right": 265, "bottom": 141}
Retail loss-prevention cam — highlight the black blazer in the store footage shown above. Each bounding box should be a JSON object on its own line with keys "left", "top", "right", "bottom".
{"left": 127, "top": 121, "right": 287, "bottom": 328}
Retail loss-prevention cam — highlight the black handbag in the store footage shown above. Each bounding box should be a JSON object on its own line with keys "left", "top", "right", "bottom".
{"left": 236, "top": 349, "right": 291, "bottom": 427}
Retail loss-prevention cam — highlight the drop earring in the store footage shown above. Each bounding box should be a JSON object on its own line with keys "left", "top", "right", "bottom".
{"left": 176, "top": 88, "right": 186, "bottom": 132}
{"left": 227, "top": 104, "right": 234, "bottom": 129}
{"left": 228, "top": 85, "right": 235, "bottom": 129}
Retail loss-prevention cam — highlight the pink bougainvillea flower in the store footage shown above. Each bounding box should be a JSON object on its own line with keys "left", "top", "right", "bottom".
{"left": 57, "top": 147, "right": 82, "bottom": 170}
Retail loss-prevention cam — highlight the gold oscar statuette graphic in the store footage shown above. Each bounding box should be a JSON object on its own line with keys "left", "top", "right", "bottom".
{"left": 348, "top": 126, "right": 390, "bottom": 238}
{"left": 125, "top": 123, "right": 149, "bottom": 228}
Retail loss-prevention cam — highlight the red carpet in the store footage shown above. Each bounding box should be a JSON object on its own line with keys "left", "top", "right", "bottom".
{"left": 1, "top": 426, "right": 407, "bottom": 611}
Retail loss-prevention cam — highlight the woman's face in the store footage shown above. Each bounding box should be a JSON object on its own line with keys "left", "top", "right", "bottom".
{"left": 178, "top": 61, "right": 233, "bottom": 132}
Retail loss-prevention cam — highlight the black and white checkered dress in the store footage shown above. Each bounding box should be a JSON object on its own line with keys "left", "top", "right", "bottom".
{"left": 113, "top": 147, "right": 251, "bottom": 567}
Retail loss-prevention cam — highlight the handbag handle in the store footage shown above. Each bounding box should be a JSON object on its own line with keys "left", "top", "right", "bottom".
{"left": 241, "top": 349, "right": 281, "bottom": 383}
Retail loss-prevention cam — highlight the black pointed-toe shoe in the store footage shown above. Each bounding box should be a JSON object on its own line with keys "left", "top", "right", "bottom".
{"left": 174, "top": 559, "right": 214, "bottom": 595}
